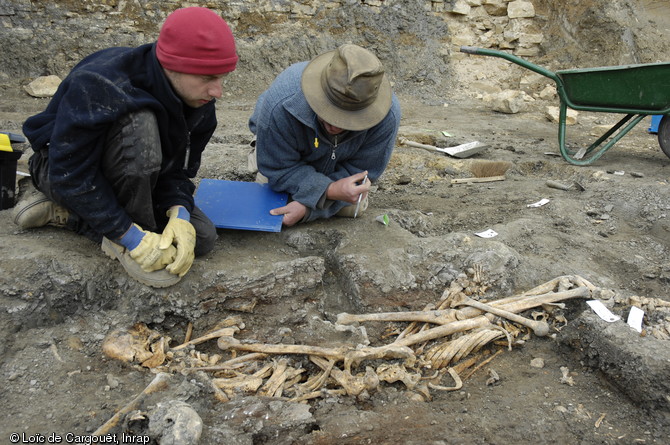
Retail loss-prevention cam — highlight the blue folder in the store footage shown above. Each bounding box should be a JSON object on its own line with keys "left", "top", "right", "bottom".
{"left": 194, "top": 179, "right": 288, "bottom": 232}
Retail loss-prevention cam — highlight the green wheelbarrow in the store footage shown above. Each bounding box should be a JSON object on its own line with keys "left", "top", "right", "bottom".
{"left": 460, "top": 46, "right": 670, "bottom": 165}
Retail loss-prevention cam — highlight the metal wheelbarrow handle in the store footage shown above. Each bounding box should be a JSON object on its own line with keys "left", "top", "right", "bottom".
{"left": 459, "top": 46, "right": 560, "bottom": 83}
{"left": 459, "top": 46, "right": 481, "bottom": 55}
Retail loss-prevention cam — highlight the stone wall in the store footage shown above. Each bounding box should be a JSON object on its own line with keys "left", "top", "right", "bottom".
{"left": 0, "top": 0, "right": 667, "bottom": 100}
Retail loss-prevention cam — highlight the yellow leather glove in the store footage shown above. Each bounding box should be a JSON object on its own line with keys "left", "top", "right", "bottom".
{"left": 144, "top": 243, "right": 178, "bottom": 272}
{"left": 119, "top": 223, "right": 176, "bottom": 272}
{"left": 159, "top": 206, "right": 196, "bottom": 277}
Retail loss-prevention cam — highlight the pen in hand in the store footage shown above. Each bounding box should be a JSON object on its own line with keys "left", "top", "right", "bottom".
{"left": 353, "top": 174, "right": 368, "bottom": 219}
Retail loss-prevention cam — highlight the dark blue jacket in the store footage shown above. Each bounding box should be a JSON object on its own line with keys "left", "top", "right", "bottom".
{"left": 23, "top": 43, "right": 216, "bottom": 240}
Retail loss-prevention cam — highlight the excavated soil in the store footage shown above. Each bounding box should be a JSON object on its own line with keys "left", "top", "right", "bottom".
{"left": 1, "top": 0, "right": 670, "bottom": 443}
{"left": 1, "top": 86, "right": 669, "bottom": 444}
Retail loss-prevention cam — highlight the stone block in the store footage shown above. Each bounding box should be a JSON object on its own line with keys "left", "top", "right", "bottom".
{"left": 538, "top": 84, "right": 557, "bottom": 100}
{"left": 518, "top": 32, "right": 544, "bottom": 45}
{"left": 451, "top": 29, "right": 477, "bottom": 46}
{"left": 514, "top": 45, "right": 540, "bottom": 57}
{"left": 23, "top": 75, "right": 61, "bottom": 98}
{"left": 482, "top": 0, "right": 509, "bottom": 16}
{"left": 484, "top": 89, "right": 529, "bottom": 114}
{"left": 545, "top": 105, "right": 578, "bottom": 125}
{"left": 507, "top": 0, "right": 535, "bottom": 19}
{"left": 451, "top": 0, "right": 471, "bottom": 15}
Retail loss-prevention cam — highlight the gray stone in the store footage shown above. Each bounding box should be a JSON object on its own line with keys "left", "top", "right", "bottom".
{"left": 214, "top": 396, "right": 315, "bottom": 443}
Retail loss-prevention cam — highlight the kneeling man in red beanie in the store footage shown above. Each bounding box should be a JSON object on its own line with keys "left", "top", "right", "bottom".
{"left": 14, "top": 7, "right": 238, "bottom": 287}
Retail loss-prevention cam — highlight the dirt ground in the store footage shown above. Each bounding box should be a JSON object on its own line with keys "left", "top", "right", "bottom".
{"left": 1, "top": 73, "right": 669, "bottom": 444}
{"left": 3, "top": 2, "right": 670, "bottom": 443}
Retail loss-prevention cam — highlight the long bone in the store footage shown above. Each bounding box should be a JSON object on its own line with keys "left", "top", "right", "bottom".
{"left": 184, "top": 352, "right": 268, "bottom": 372}
{"left": 214, "top": 316, "right": 513, "bottom": 373}
{"left": 172, "top": 326, "right": 240, "bottom": 351}
{"left": 454, "top": 297, "right": 550, "bottom": 337}
{"left": 491, "top": 286, "right": 590, "bottom": 313}
{"left": 217, "top": 337, "right": 350, "bottom": 361}
{"left": 93, "top": 372, "right": 170, "bottom": 436}
{"left": 336, "top": 286, "right": 590, "bottom": 327}
{"left": 217, "top": 334, "right": 415, "bottom": 372}
{"left": 337, "top": 309, "right": 460, "bottom": 326}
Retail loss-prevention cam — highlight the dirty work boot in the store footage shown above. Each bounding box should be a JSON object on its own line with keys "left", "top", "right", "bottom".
{"left": 11, "top": 179, "right": 69, "bottom": 229}
{"left": 101, "top": 237, "right": 181, "bottom": 288}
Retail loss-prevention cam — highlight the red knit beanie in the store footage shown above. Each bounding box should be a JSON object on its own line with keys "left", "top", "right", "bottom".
{"left": 156, "top": 7, "right": 238, "bottom": 75}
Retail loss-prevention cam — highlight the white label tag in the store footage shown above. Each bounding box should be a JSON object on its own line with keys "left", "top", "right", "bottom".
{"left": 586, "top": 300, "right": 621, "bottom": 323}
{"left": 527, "top": 198, "right": 550, "bottom": 208}
{"left": 475, "top": 229, "right": 498, "bottom": 238}
{"left": 627, "top": 306, "right": 644, "bottom": 333}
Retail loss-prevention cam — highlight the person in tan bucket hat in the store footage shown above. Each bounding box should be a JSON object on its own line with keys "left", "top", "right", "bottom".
{"left": 248, "top": 44, "right": 401, "bottom": 226}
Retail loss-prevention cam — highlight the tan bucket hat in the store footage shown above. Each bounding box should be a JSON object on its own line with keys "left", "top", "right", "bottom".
{"left": 301, "top": 44, "right": 392, "bottom": 131}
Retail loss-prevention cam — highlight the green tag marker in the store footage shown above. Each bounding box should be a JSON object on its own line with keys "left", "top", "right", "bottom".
{"left": 376, "top": 214, "right": 389, "bottom": 226}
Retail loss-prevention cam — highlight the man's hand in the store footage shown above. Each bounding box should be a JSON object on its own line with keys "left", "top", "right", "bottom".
{"left": 270, "top": 200, "right": 307, "bottom": 227}
{"left": 326, "top": 171, "right": 370, "bottom": 204}
{"left": 118, "top": 223, "right": 177, "bottom": 272}
{"left": 160, "top": 206, "right": 196, "bottom": 277}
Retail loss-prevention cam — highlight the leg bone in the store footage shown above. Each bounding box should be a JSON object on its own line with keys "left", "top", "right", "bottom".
{"left": 93, "top": 372, "right": 170, "bottom": 436}
{"left": 456, "top": 298, "right": 550, "bottom": 337}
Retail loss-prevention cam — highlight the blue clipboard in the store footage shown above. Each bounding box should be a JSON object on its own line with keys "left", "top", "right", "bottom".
{"left": 194, "top": 179, "right": 288, "bottom": 232}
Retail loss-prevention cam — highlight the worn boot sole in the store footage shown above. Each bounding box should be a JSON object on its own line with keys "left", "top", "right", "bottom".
{"left": 11, "top": 178, "right": 69, "bottom": 229}
{"left": 12, "top": 193, "right": 51, "bottom": 227}
{"left": 101, "top": 237, "right": 181, "bottom": 288}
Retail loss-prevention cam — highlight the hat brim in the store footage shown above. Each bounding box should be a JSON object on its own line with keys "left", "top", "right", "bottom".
{"left": 301, "top": 50, "right": 392, "bottom": 131}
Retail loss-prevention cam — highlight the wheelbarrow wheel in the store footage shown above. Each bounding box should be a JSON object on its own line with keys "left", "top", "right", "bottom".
{"left": 659, "top": 115, "right": 670, "bottom": 160}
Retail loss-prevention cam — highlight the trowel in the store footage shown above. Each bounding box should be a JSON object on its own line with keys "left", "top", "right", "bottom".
{"left": 399, "top": 137, "right": 489, "bottom": 158}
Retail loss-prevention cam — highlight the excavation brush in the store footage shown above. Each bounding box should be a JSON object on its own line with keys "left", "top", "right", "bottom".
{"left": 399, "top": 137, "right": 489, "bottom": 158}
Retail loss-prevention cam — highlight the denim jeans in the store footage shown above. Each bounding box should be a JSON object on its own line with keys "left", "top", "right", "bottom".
{"left": 30, "top": 109, "right": 217, "bottom": 256}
